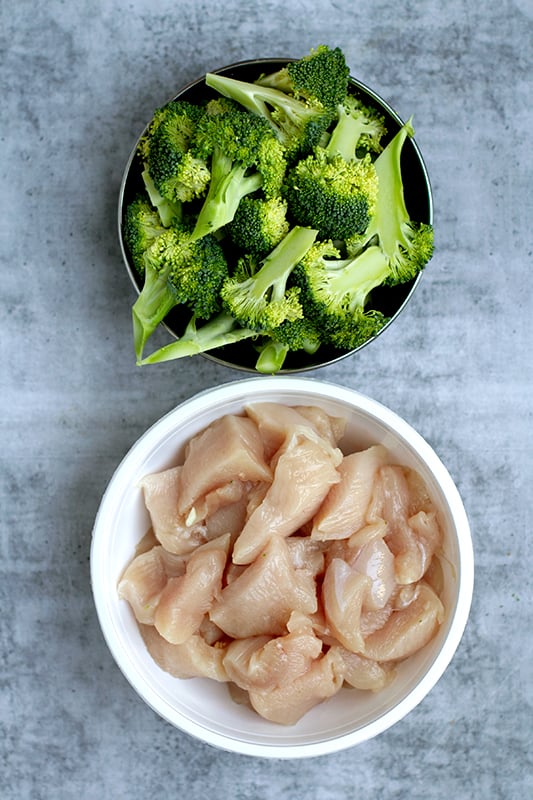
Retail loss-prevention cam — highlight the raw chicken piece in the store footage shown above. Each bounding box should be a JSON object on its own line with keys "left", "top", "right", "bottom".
{"left": 362, "top": 582, "right": 445, "bottom": 661}
{"left": 311, "top": 445, "right": 388, "bottom": 541}
{"left": 352, "top": 538, "right": 396, "bottom": 611}
{"left": 154, "top": 534, "right": 230, "bottom": 644}
{"left": 176, "top": 415, "right": 272, "bottom": 515}
{"left": 359, "top": 604, "right": 394, "bottom": 637}
{"left": 347, "top": 519, "right": 388, "bottom": 550}
{"left": 223, "top": 612, "right": 322, "bottom": 692}
{"left": 322, "top": 557, "right": 371, "bottom": 653}
{"left": 118, "top": 545, "right": 187, "bottom": 624}
{"left": 407, "top": 509, "right": 443, "bottom": 572}
{"left": 140, "top": 467, "right": 207, "bottom": 555}
{"left": 245, "top": 402, "right": 345, "bottom": 459}
{"left": 232, "top": 429, "right": 341, "bottom": 565}
{"left": 405, "top": 467, "right": 435, "bottom": 515}
{"left": 286, "top": 536, "right": 326, "bottom": 578}
{"left": 293, "top": 406, "right": 346, "bottom": 447}
{"left": 133, "top": 527, "right": 159, "bottom": 556}
{"left": 210, "top": 535, "right": 317, "bottom": 638}
{"left": 330, "top": 646, "right": 396, "bottom": 691}
{"left": 141, "top": 467, "right": 256, "bottom": 555}
{"left": 248, "top": 648, "right": 344, "bottom": 725}
{"left": 139, "top": 467, "right": 205, "bottom": 554}
{"left": 139, "top": 625, "right": 228, "bottom": 682}
{"left": 202, "top": 487, "right": 250, "bottom": 544}
{"left": 378, "top": 465, "right": 442, "bottom": 584}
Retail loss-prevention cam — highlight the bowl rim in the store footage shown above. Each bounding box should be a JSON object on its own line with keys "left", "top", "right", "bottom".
{"left": 90, "top": 377, "right": 474, "bottom": 758}
{"left": 117, "top": 59, "right": 434, "bottom": 374}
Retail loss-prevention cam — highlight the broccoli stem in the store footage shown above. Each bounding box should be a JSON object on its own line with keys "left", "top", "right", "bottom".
{"left": 255, "top": 339, "right": 290, "bottom": 373}
{"left": 132, "top": 272, "right": 179, "bottom": 360}
{"left": 325, "top": 105, "right": 370, "bottom": 162}
{"left": 191, "top": 150, "right": 263, "bottom": 241}
{"left": 206, "top": 73, "right": 284, "bottom": 128}
{"left": 248, "top": 225, "right": 318, "bottom": 301}
{"left": 137, "top": 312, "right": 257, "bottom": 365}
{"left": 325, "top": 245, "right": 391, "bottom": 313}
{"left": 367, "top": 118, "right": 414, "bottom": 255}
{"left": 141, "top": 169, "right": 182, "bottom": 226}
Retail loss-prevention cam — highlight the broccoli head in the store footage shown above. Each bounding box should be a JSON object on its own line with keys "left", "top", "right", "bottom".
{"left": 255, "top": 45, "right": 350, "bottom": 110}
{"left": 284, "top": 148, "right": 379, "bottom": 240}
{"left": 132, "top": 225, "right": 228, "bottom": 360}
{"left": 282, "top": 92, "right": 387, "bottom": 241}
{"left": 140, "top": 100, "right": 210, "bottom": 204}
{"left": 293, "top": 240, "right": 391, "bottom": 350}
{"left": 123, "top": 194, "right": 167, "bottom": 278}
{"left": 346, "top": 118, "right": 434, "bottom": 284}
{"left": 227, "top": 195, "right": 290, "bottom": 258}
{"left": 220, "top": 225, "right": 318, "bottom": 331}
{"left": 189, "top": 107, "right": 287, "bottom": 241}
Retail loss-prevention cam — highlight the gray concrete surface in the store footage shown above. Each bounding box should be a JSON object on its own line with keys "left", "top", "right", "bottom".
{"left": 1, "top": 0, "right": 531, "bottom": 797}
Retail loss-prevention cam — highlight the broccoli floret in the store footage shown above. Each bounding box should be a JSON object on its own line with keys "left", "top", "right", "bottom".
{"left": 189, "top": 107, "right": 287, "bottom": 241}
{"left": 293, "top": 240, "right": 391, "bottom": 350}
{"left": 255, "top": 45, "right": 350, "bottom": 110}
{"left": 123, "top": 195, "right": 167, "bottom": 278}
{"left": 220, "top": 225, "right": 318, "bottom": 331}
{"left": 284, "top": 147, "right": 378, "bottom": 240}
{"left": 140, "top": 169, "right": 183, "bottom": 227}
{"left": 282, "top": 92, "right": 386, "bottom": 240}
{"left": 227, "top": 196, "right": 290, "bottom": 258}
{"left": 132, "top": 226, "right": 228, "bottom": 360}
{"left": 140, "top": 100, "right": 211, "bottom": 204}
{"left": 137, "top": 311, "right": 258, "bottom": 365}
{"left": 346, "top": 118, "right": 434, "bottom": 284}
{"left": 205, "top": 72, "right": 335, "bottom": 161}
{"left": 325, "top": 95, "right": 387, "bottom": 159}
{"left": 254, "top": 315, "right": 323, "bottom": 373}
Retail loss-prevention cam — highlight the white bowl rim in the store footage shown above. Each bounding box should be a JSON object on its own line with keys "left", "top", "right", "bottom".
{"left": 90, "top": 376, "right": 474, "bottom": 758}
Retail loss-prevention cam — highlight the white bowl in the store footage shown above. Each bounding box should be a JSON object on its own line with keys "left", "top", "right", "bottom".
{"left": 90, "top": 378, "right": 474, "bottom": 758}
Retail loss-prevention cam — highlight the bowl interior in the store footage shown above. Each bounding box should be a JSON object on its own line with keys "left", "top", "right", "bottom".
{"left": 91, "top": 378, "right": 473, "bottom": 758}
{"left": 118, "top": 60, "right": 433, "bottom": 373}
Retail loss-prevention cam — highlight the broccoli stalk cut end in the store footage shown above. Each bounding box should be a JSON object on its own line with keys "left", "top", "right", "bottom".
{"left": 137, "top": 312, "right": 258, "bottom": 365}
{"left": 132, "top": 268, "right": 178, "bottom": 361}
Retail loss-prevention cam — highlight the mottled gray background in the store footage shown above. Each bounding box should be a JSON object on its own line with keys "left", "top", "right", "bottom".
{"left": 1, "top": 0, "right": 531, "bottom": 797}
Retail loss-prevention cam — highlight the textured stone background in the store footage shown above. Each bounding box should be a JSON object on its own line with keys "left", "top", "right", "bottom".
{"left": 1, "top": 0, "right": 531, "bottom": 797}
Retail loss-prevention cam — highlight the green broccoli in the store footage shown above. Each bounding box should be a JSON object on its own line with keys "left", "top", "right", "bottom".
{"left": 137, "top": 311, "right": 258, "bottom": 365}
{"left": 139, "top": 100, "right": 211, "bottom": 205}
{"left": 132, "top": 225, "right": 228, "bottom": 360}
{"left": 220, "top": 225, "right": 318, "bottom": 331}
{"left": 227, "top": 195, "right": 290, "bottom": 258}
{"left": 292, "top": 240, "right": 391, "bottom": 350}
{"left": 346, "top": 118, "right": 434, "bottom": 284}
{"left": 205, "top": 72, "right": 336, "bottom": 161}
{"left": 325, "top": 94, "right": 387, "bottom": 159}
{"left": 254, "top": 315, "right": 322, "bottom": 373}
{"left": 140, "top": 169, "right": 183, "bottom": 228}
{"left": 255, "top": 45, "right": 350, "bottom": 110}
{"left": 284, "top": 148, "right": 378, "bottom": 241}
{"left": 189, "top": 106, "right": 287, "bottom": 241}
{"left": 123, "top": 194, "right": 167, "bottom": 278}
{"left": 283, "top": 95, "right": 386, "bottom": 241}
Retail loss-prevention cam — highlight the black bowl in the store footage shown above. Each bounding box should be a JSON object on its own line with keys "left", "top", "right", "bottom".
{"left": 118, "top": 59, "right": 433, "bottom": 373}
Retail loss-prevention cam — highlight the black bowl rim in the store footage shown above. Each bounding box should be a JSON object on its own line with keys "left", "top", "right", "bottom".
{"left": 118, "top": 58, "right": 434, "bottom": 374}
